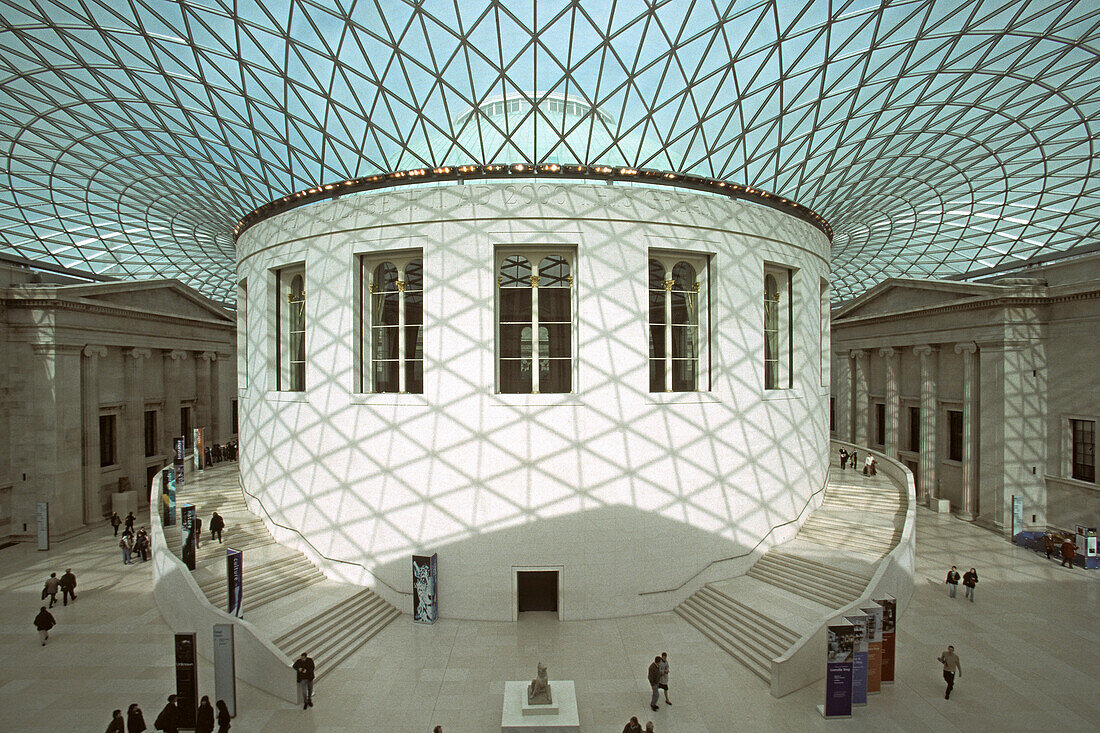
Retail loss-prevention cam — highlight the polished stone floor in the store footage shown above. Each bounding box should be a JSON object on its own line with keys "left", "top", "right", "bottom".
{"left": 1, "top": 494, "right": 1096, "bottom": 732}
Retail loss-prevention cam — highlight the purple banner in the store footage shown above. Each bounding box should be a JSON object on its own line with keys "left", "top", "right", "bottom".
{"left": 825, "top": 624, "right": 855, "bottom": 718}
{"left": 845, "top": 614, "right": 869, "bottom": 706}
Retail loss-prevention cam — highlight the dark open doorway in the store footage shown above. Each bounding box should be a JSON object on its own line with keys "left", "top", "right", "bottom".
{"left": 517, "top": 570, "right": 558, "bottom": 613}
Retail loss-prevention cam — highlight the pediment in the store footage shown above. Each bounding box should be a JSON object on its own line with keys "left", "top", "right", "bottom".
{"left": 61, "top": 280, "right": 232, "bottom": 322}
{"left": 835, "top": 279, "right": 1005, "bottom": 320}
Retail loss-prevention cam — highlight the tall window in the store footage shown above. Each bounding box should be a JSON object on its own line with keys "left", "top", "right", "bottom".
{"left": 875, "top": 403, "right": 886, "bottom": 446}
{"left": 144, "top": 410, "right": 157, "bottom": 457}
{"left": 764, "top": 265, "right": 793, "bottom": 389}
{"left": 99, "top": 414, "right": 116, "bottom": 467}
{"left": 276, "top": 264, "right": 306, "bottom": 391}
{"left": 237, "top": 280, "right": 247, "bottom": 388}
{"left": 909, "top": 406, "right": 921, "bottom": 452}
{"left": 649, "top": 256, "right": 704, "bottom": 392}
{"left": 1071, "top": 419, "right": 1095, "bottom": 482}
{"left": 231, "top": 399, "right": 238, "bottom": 435}
{"left": 820, "top": 278, "right": 830, "bottom": 387}
{"left": 181, "top": 406, "right": 192, "bottom": 448}
{"left": 498, "top": 252, "right": 573, "bottom": 393}
{"left": 947, "top": 409, "right": 963, "bottom": 461}
{"left": 362, "top": 254, "right": 423, "bottom": 393}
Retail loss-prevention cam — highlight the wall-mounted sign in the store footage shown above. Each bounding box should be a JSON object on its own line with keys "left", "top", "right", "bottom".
{"left": 36, "top": 502, "right": 49, "bottom": 551}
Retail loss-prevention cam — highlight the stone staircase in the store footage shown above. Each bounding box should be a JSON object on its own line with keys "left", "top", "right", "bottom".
{"left": 675, "top": 456, "right": 906, "bottom": 685}
{"left": 164, "top": 464, "right": 401, "bottom": 678}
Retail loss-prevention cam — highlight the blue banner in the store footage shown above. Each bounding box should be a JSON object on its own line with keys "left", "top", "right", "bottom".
{"left": 226, "top": 549, "right": 243, "bottom": 618}
{"left": 825, "top": 624, "right": 855, "bottom": 718}
{"left": 181, "top": 504, "right": 196, "bottom": 571}
{"left": 412, "top": 553, "right": 438, "bottom": 623}
{"left": 161, "top": 467, "right": 176, "bottom": 527}
{"left": 845, "top": 614, "right": 869, "bottom": 705}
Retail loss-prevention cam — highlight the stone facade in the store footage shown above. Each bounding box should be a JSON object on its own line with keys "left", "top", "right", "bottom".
{"left": 0, "top": 263, "right": 237, "bottom": 540}
{"left": 830, "top": 254, "right": 1100, "bottom": 535}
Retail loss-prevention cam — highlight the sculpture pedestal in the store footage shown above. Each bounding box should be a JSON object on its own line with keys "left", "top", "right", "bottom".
{"left": 931, "top": 498, "right": 951, "bottom": 514}
{"left": 111, "top": 491, "right": 137, "bottom": 519}
{"left": 502, "top": 680, "right": 579, "bottom": 733}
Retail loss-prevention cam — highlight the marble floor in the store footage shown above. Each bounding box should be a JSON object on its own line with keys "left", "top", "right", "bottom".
{"left": 1, "top": 494, "right": 1097, "bottom": 732}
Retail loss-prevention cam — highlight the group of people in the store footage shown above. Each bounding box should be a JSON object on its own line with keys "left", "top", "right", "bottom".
{"left": 945, "top": 565, "right": 979, "bottom": 601}
{"left": 105, "top": 694, "right": 231, "bottom": 733}
{"left": 1043, "top": 533, "right": 1079, "bottom": 568}
{"left": 838, "top": 448, "right": 877, "bottom": 475}
{"left": 34, "top": 568, "right": 78, "bottom": 645}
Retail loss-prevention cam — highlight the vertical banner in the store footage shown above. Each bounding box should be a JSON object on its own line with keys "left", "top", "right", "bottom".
{"left": 412, "top": 553, "right": 438, "bottom": 623}
{"left": 226, "top": 549, "right": 243, "bottom": 618}
{"left": 174, "top": 632, "right": 198, "bottom": 728}
{"left": 193, "top": 427, "right": 205, "bottom": 472}
{"left": 1012, "top": 495, "right": 1023, "bottom": 537}
{"left": 213, "top": 624, "right": 237, "bottom": 717}
{"left": 161, "top": 467, "right": 177, "bottom": 527}
{"left": 822, "top": 624, "right": 855, "bottom": 718}
{"left": 861, "top": 605, "right": 883, "bottom": 694}
{"left": 181, "top": 504, "right": 196, "bottom": 571}
{"left": 876, "top": 595, "right": 897, "bottom": 683}
{"left": 844, "top": 614, "right": 869, "bottom": 706}
{"left": 173, "top": 437, "right": 186, "bottom": 488}
{"left": 36, "top": 501, "right": 49, "bottom": 551}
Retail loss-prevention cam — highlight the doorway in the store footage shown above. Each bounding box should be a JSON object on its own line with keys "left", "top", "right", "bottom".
{"left": 512, "top": 566, "right": 564, "bottom": 620}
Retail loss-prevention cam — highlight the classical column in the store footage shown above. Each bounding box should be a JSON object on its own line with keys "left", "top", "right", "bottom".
{"left": 163, "top": 350, "right": 188, "bottom": 446}
{"left": 81, "top": 345, "right": 108, "bottom": 525}
{"left": 834, "top": 350, "right": 852, "bottom": 442}
{"left": 955, "top": 342, "right": 979, "bottom": 521}
{"left": 914, "top": 345, "right": 939, "bottom": 505}
{"left": 852, "top": 349, "right": 870, "bottom": 447}
{"left": 199, "top": 351, "right": 218, "bottom": 441}
{"left": 880, "top": 347, "right": 900, "bottom": 459}
{"left": 124, "top": 349, "right": 151, "bottom": 500}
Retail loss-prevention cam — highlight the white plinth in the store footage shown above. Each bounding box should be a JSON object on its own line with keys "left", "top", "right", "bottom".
{"left": 502, "top": 680, "right": 579, "bottom": 733}
{"left": 112, "top": 491, "right": 137, "bottom": 518}
{"left": 932, "top": 498, "right": 951, "bottom": 513}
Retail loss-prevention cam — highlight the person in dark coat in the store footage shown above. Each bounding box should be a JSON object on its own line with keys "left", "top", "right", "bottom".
{"left": 293, "top": 652, "right": 315, "bottom": 709}
{"left": 43, "top": 572, "right": 60, "bottom": 608}
{"left": 59, "top": 568, "right": 77, "bottom": 605}
{"left": 647, "top": 655, "right": 662, "bottom": 711}
{"left": 945, "top": 566, "right": 960, "bottom": 598}
{"left": 107, "top": 709, "right": 125, "bottom": 733}
{"left": 34, "top": 606, "right": 56, "bottom": 645}
{"left": 153, "top": 695, "right": 178, "bottom": 733}
{"left": 111, "top": 512, "right": 122, "bottom": 536}
{"left": 622, "top": 716, "right": 643, "bottom": 733}
{"left": 194, "top": 516, "right": 203, "bottom": 548}
{"left": 1061, "top": 537, "right": 1078, "bottom": 568}
{"left": 209, "top": 512, "right": 225, "bottom": 543}
{"left": 962, "top": 568, "right": 978, "bottom": 602}
{"left": 195, "top": 695, "right": 215, "bottom": 733}
{"left": 127, "top": 702, "right": 147, "bottom": 733}
{"left": 215, "top": 700, "right": 230, "bottom": 733}
{"left": 125, "top": 512, "right": 136, "bottom": 532}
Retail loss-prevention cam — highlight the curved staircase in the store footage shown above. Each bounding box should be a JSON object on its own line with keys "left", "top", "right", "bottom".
{"left": 675, "top": 454, "right": 906, "bottom": 684}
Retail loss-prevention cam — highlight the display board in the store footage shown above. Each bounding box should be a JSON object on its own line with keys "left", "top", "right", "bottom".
{"left": 181, "top": 504, "right": 196, "bottom": 571}
{"left": 876, "top": 595, "right": 897, "bottom": 683}
{"left": 861, "top": 605, "right": 884, "bottom": 694}
{"left": 844, "top": 614, "right": 869, "bottom": 706}
{"left": 36, "top": 501, "right": 49, "bottom": 551}
{"left": 213, "top": 624, "right": 237, "bottom": 717}
{"left": 173, "top": 437, "right": 186, "bottom": 488}
{"left": 823, "top": 624, "right": 855, "bottom": 718}
{"left": 161, "top": 467, "right": 176, "bottom": 527}
{"left": 174, "top": 632, "right": 198, "bottom": 728}
{"left": 226, "top": 549, "right": 243, "bottom": 618}
{"left": 412, "top": 553, "right": 438, "bottom": 623}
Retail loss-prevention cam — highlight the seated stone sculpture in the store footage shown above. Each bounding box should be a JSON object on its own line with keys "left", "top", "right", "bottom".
{"left": 527, "top": 662, "right": 552, "bottom": 704}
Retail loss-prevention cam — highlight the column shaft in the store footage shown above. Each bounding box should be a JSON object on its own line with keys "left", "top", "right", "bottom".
{"left": 915, "top": 345, "right": 939, "bottom": 504}
{"left": 833, "top": 351, "right": 851, "bottom": 442}
{"left": 80, "top": 346, "right": 106, "bottom": 525}
{"left": 882, "top": 348, "right": 900, "bottom": 459}
{"left": 956, "top": 342, "right": 979, "bottom": 521}
{"left": 853, "top": 350, "right": 870, "bottom": 446}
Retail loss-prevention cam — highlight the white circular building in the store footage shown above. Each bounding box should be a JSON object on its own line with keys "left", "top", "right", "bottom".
{"left": 235, "top": 99, "right": 832, "bottom": 621}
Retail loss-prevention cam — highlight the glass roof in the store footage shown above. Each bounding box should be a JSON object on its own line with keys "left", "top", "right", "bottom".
{"left": 0, "top": 0, "right": 1097, "bottom": 304}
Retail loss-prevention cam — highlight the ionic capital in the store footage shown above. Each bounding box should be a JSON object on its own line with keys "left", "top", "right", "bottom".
{"left": 954, "top": 341, "right": 978, "bottom": 356}
{"left": 849, "top": 349, "right": 866, "bottom": 359}
{"left": 167, "top": 350, "right": 189, "bottom": 361}
{"left": 878, "top": 347, "right": 897, "bottom": 359}
{"left": 127, "top": 348, "right": 152, "bottom": 360}
{"left": 200, "top": 351, "right": 218, "bottom": 362}
{"left": 82, "top": 344, "right": 109, "bottom": 359}
{"left": 913, "top": 344, "right": 937, "bottom": 359}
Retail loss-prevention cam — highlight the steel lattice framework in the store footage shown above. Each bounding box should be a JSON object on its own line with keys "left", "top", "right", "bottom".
{"left": 1, "top": 0, "right": 1098, "bottom": 304}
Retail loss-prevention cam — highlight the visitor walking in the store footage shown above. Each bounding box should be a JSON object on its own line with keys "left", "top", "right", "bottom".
{"left": 34, "top": 606, "right": 56, "bottom": 645}
{"left": 1061, "top": 537, "right": 1078, "bottom": 568}
{"left": 43, "top": 572, "right": 60, "bottom": 608}
{"left": 293, "top": 652, "right": 315, "bottom": 709}
{"left": 153, "top": 695, "right": 178, "bottom": 733}
{"left": 127, "top": 702, "right": 147, "bottom": 732}
{"left": 962, "top": 568, "right": 978, "bottom": 602}
{"left": 946, "top": 566, "right": 960, "bottom": 598}
{"left": 839, "top": 448, "right": 848, "bottom": 469}
{"left": 59, "top": 568, "right": 77, "bottom": 605}
{"left": 849, "top": 451, "right": 857, "bottom": 469}
{"left": 120, "top": 533, "right": 134, "bottom": 565}
{"left": 1044, "top": 533, "right": 1056, "bottom": 560}
{"left": 124, "top": 511, "right": 136, "bottom": 532}
{"left": 215, "top": 700, "right": 230, "bottom": 733}
{"left": 937, "top": 645, "right": 962, "bottom": 699}
{"left": 194, "top": 515, "right": 203, "bottom": 548}
{"left": 106, "top": 709, "right": 125, "bottom": 733}
{"left": 210, "top": 511, "right": 225, "bottom": 543}
{"left": 647, "top": 655, "right": 662, "bottom": 711}
{"left": 658, "top": 651, "right": 671, "bottom": 704}
{"left": 622, "top": 716, "right": 643, "bottom": 733}
{"left": 645, "top": 722, "right": 655, "bottom": 733}
{"left": 110, "top": 512, "right": 122, "bottom": 536}
{"left": 195, "top": 695, "right": 214, "bottom": 733}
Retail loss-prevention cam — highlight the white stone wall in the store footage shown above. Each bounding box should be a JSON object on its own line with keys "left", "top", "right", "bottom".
{"left": 237, "top": 181, "right": 831, "bottom": 620}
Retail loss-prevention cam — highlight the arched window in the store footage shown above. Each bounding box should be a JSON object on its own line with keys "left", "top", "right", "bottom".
{"left": 764, "top": 273, "right": 780, "bottom": 389}
{"left": 498, "top": 252, "right": 573, "bottom": 393}
{"left": 361, "top": 252, "right": 423, "bottom": 393}
{"left": 276, "top": 264, "right": 306, "bottom": 392}
{"left": 649, "top": 255, "right": 705, "bottom": 392}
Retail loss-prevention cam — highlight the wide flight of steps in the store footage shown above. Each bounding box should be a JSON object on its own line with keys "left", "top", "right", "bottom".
{"left": 165, "top": 463, "right": 401, "bottom": 678}
{"left": 676, "top": 456, "right": 906, "bottom": 685}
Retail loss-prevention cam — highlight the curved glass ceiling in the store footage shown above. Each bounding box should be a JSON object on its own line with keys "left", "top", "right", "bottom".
{"left": 0, "top": 0, "right": 1097, "bottom": 303}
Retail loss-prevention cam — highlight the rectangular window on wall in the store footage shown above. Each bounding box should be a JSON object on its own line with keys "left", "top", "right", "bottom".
{"left": 360, "top": 251, "right": 423, "bottom": 393}
{"left": 275, "top": 264, "right": 306, "bottom": 392}
{"left": 497, "top": 249, "right": 574, "bottom": 394}
{"left": 649, "top": 253, "right": 708, "bottom": 392}
{"left": 181, "top": 406, "right": 192, "bottom": 448}
{"left": 764, "top": 264, "right": 794, "bottom": 389}
{"left": 947, "top": 409, "right": 963, "bottom": 461}
{"left": 231, "top": 399, "right": 238, "bottom": 435}
{"left": 909, "top": 407, "right": 921, "bottom": 452}
{"left": 237, "top": 280, "right": 247, "bottom": 388}
{"left": 820, "top": 278, "right": 830, "bottom": 387}
{"left": 875, "top": 403, "right": 886, "bottom": 446}
{"left": 144, "top": 410, "right": 157, "bottom": 457}
{"left": 1071, "top": 419, "right": 1095, "bottom": 482}
{"left": 99, "top": 414, "right": 116, "bottom": 467}
{"left": 830, "top": 397, "right": 836, "bottom": 433}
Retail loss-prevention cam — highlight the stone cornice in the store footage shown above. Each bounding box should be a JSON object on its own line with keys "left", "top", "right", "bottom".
{"left": 2, "top": 295, "right": 235, "bottom": 331}
{"left": 833, "top": 288, "right": 1100, "bottom": 329}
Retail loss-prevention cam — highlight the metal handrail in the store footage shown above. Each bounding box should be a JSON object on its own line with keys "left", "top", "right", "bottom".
{"left": 638, "top": 470, "right": 831, "bottom": 596}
